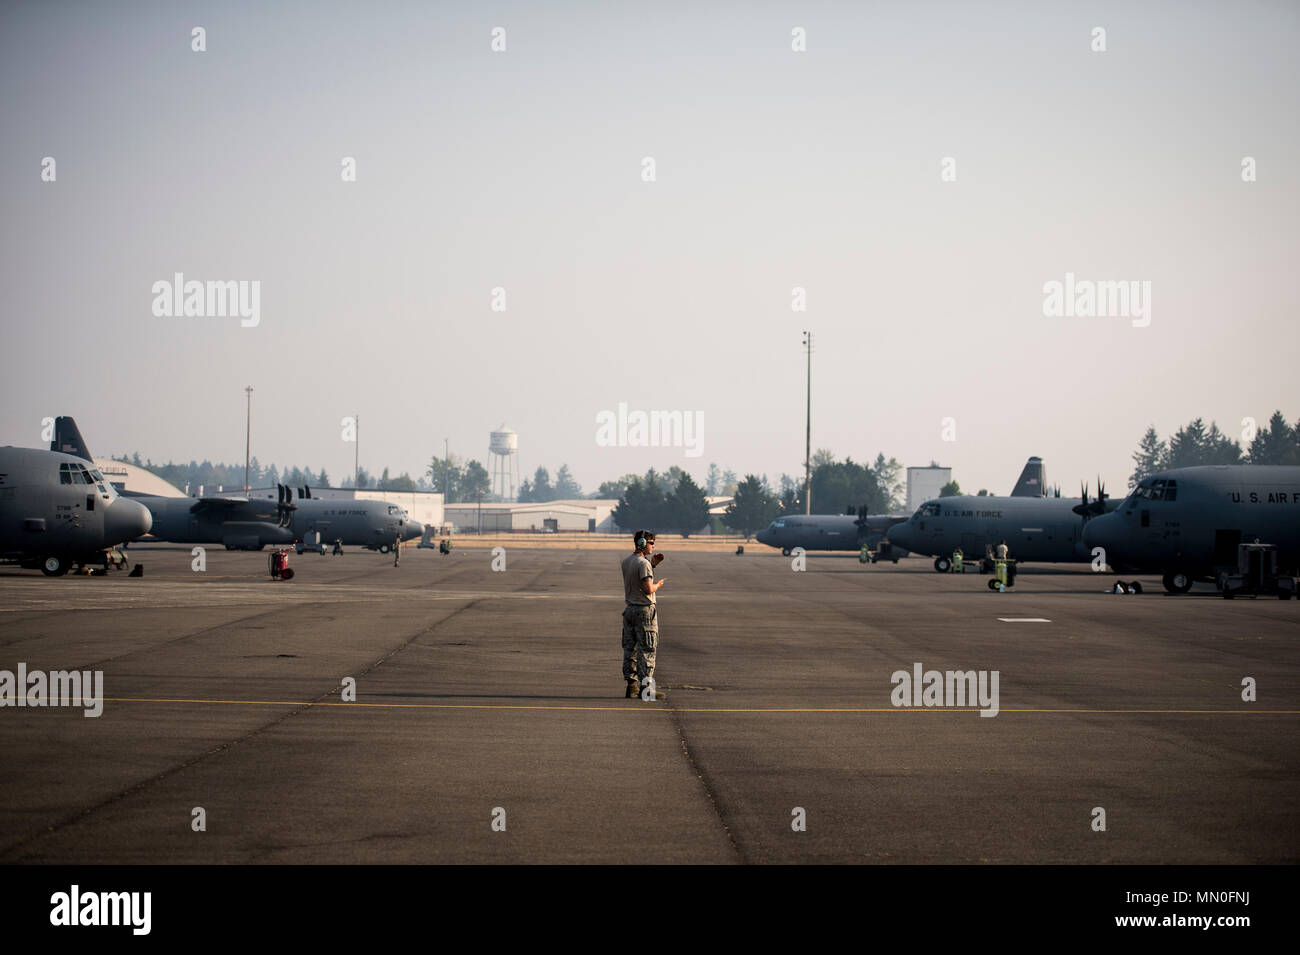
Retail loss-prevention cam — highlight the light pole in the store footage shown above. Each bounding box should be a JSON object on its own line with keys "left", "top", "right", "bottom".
{"left": 802, "top": 331, "right": 812, "bottom": 514}
{"left": 244, "top": 386, "right": 253, "bottom": 493}
{"left": 353, "top": 413, "right": 359, "bottom": 492}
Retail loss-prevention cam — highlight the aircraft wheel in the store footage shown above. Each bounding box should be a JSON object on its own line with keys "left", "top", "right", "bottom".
{"left": 40, "top": 555, "right": 68, "bottom": 577}
{"left": 988, "top": 579, "right": 999, "bottom": 590}
{"left": 781, "top": 547, "right": 791, "bottom": 557}
{"left": 379, "top": 544, "right": 391, "bottom": 554}
{"left": 1162, "top": 572, "right": 1192, "bottom": 594}
{"left": 934, "top": 557, "right": 951, "bottom": 573}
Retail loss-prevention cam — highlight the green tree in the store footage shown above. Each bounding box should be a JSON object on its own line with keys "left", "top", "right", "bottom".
{"left": 724, "top": 474, "right": 778, "bottom": 539}
{"left": 318, "top": 468, "right": 330, "bottom": 487}
{"left": 531, "top": 466, "right": 554, "bottom": 502}
{"left": 1166, "top": 418, "right": 1208, "bottom": 469}
{"left": 595, "top": 473, "right": 638, "bottom": 499}
{"left": 1246, "top": 411, "right": 1294, "bottom": 465}
{"left": 383, "top": 471, "right": 417, "bottom": 491}
{"left": 811, "top": 456, "right": 886, "bottom": 514}
{"left": 555, "top": 464, "right": 581, "bottom": 499}
{"left": 462, "top": 460, "right": 491, "bottom": 501}
{"left": 667, "top": 472, "right": 710, "bottom": 537}
{"left": 872, "top": 453, "right": 903, "bottom": 511}
{"left": 1130, "top": 425, "right": 1168, "bottom": 487}
{"left": 705, "top": 462, "right": 721, "bottom": 495}
{"left": 427, "top": 456, "right": 461, "bottom": 500}
{"left": 939, "top": 480, "right": 962, "bottom": 497}
{"left": 612, "top": 472, "right": 670, "bottom": 531}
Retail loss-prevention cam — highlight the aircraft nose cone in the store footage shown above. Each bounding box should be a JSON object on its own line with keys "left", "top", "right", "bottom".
{"left": 403, "top": 520, "right": 424, "bottom": 541}
{"left": 756, "top": 529, "right": 770, "bottom": 545}
{"left": 886, "top": 522, "right": 913, "bottom": 550}
{"left": 106, "top": 498, "right": 152, "bottom": 543}
{"left": 1082, "top": 512, "right": 1119, "bottom": 555}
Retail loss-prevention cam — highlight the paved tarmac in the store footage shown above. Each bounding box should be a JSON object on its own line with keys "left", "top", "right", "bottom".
{"left": 0, "top": 544, "right": 1295, "bottom": 864}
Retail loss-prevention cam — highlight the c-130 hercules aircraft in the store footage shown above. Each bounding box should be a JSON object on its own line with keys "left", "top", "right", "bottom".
{"left": 0, "top": 417, "right": 153, "bottom": 575}
{"left": 885, "top": 458, "right": 1121, "bottom": 571}
{"left": 757, "top": 456, "right": 1053, "bottom": 560}
{"left": 48, "top": 417, "right": 422, "bottom": 553}
{"left": 1084, "top": 465, "right": 1300, "bottom": 595}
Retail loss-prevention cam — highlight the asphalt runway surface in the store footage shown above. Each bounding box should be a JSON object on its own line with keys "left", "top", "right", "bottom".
{"left": 0, "top": 544, "right": 1295, "bottom": 864}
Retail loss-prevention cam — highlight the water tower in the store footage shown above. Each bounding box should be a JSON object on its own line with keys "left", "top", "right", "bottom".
{"left": 489, "top": 425, "right": 519, "bottom": 501}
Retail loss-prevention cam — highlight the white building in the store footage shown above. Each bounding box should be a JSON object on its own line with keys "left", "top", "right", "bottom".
{"left": 442, "top": 499, "right": 618, "bottom": 533}
{"left": 906, "top": 465, "right": 952, "bottom": 513}
{"left": 94, "top": 459, "right": 187, "bottom": 497}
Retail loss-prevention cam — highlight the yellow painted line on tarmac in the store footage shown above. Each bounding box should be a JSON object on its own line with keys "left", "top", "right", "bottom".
{"left": 94, "top": 697, "right": 1300, "bottom": 715}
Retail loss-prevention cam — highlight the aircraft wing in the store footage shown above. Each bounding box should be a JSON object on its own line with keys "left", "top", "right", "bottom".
{"left": 189, "top": 496, "right": 252, "bottom": 511}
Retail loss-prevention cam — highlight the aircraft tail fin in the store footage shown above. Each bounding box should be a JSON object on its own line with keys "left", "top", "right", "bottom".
{"left": 50, "top": 416, "right": 93, "bottom": 461}
{"left": 1010, "top": 456, "right": 1046, "bottom": 497}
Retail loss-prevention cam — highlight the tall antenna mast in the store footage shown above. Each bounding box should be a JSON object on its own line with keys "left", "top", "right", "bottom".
{"left": 244, "top": 385, "right": 253, "bottom": 493}
{"left": 803, "top": 331, "right": 812, "bottom": 514}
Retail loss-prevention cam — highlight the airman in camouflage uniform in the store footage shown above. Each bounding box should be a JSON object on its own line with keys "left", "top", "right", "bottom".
{"left": 621, "top": 529, "right": 665, "bottom": 699}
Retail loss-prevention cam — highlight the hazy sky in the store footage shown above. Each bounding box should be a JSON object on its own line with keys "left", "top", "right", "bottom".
{"left": 2, "top": 0, "right": 1297, "bottom": 501}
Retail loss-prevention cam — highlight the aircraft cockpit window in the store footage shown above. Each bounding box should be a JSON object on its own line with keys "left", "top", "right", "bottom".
{"left": 388, "top": 505, "right": 398, "bottom": 515}
{"left": 917, "top": 503, "right": 942, "bottom": 518}
{"left": 771, "top": 520, "right": 786, "bottom": 528}
{"left": 59, "top": 463, "right": 92, "bottom": 484}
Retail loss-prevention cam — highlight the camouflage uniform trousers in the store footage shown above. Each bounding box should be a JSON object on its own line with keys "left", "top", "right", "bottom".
{"left": 621, "top": 603, "right": 658, "bottom": 684}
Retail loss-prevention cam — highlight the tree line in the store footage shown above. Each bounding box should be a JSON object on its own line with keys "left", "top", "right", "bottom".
{"left": 1131, "top": 411, "right": 1299, "bottom": 486}
{"left": 610, "top": 451, "right": 906, "bottom": 539}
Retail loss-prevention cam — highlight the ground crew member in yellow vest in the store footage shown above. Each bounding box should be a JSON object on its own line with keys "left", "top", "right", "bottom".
{"left": 621, "top": 529, "right": 666, "bottom": 699}
{"left": 952, "top": 547, "right": 963, "bottom": 573}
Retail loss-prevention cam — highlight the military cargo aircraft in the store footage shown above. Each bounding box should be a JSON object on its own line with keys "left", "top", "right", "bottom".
{"left": 0, "top": 418, "right": 153, "bottom": 575}
{"left": 755, "top": 510, "right": 908, "bottom": 558}
{"left": 136, "top": 488, "right": 422, "bottom": 552}
{"left": 48, "top": 416, "right": 422, "bottom": 553}
{"left": 885, "top": 472, "right": 1119, "bottom": 572}
{"left": 1083, "top": 465, "right": 1300, "bottom": 594}
{"left": 755, "top": 456, "right": 1052, "bottom": 558}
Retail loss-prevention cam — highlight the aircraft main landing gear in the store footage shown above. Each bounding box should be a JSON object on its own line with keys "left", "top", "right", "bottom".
{"left": 934, "top": 556, "right": 951, "bottom": 573}
{"left": 1162, "top": 572, "right": 1193, "bottom": 594}
{"left": 40, "top": 555, "right": 68, "bottom": 577}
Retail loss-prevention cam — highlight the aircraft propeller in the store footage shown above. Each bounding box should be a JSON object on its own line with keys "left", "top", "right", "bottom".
{"left": 276, "top": 483, "right": 298, "bottom": 527}
{"left": 1071, "top": 477, "right": 1108, "bottom": 521}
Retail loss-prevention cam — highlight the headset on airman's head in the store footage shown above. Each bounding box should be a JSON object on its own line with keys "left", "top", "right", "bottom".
{"left": 636, "top": 535, "right": 647, "bottom": 549}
